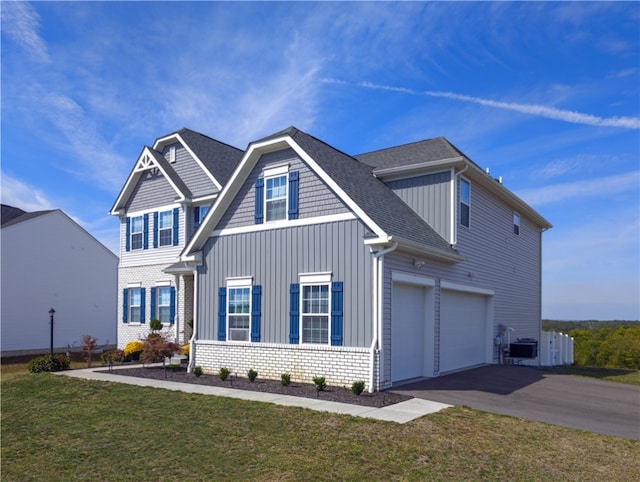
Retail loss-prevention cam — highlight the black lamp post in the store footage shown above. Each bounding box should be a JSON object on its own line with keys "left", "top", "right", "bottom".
{"left": 48, "top": 308, "right": 55, "bottom": 358}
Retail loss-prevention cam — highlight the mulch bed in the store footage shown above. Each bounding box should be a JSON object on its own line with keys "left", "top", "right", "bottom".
{"left": 99, "top": 364, "right": 412, "bottom": 408}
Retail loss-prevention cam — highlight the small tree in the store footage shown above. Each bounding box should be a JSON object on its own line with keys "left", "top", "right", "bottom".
{"left": 141, "top": 332, "right": 180, "bottom": 365}
{"left": 81, "top": 335, "right": 98, "bottom": 367}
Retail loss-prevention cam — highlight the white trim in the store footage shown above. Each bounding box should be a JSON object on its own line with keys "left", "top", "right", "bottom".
{"left": 155, "top": 280, "right": 171, "bottom": 287}
{"left": 373, "top": 157, "right": 464, "bottom": 181}
{"left": 449, "top": 168, "right": 456, "bottom": 244}
{"left": 263, "top": 164, "right": 289, "bottom": 177}
{"left": 441, "top": 280, "right": 494, "bottom": 296}
{"left": 212, "top": 212, "right": 356, "bottom": 237}
{"left": 299, "top": 272, "right": 332, "bottom": 284}
{"left": 127, "top": 282, "right": 142, "bottom": 288}
{"left": 124, "top": 203, "right": 182, "bottom": 217}
{"left": 226, "top": 276, "right": 253, "bottom": 288}
{"left": 391, "top": 271, "right": 436, "bottom": 287}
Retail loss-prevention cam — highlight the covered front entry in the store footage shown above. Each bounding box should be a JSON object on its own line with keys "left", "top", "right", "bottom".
{"left": 439, "top": 282, "right": 493, "bottom": 374}
{"left": 391, "top": 273, "right": 435, "bottom": 383}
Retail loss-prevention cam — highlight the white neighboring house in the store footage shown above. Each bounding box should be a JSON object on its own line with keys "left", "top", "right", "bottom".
{"left": 1, "top": 205, "right": 118, "bottom": 355}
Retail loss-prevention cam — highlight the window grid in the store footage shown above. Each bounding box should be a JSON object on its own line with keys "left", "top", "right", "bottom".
{"left": 460, "top": 179, "right": 470, "bottom": 228}
{"left": 129, "top": 288, "right": 142, "bottom": 323}
{"left": 265, "top": 175, "right": 287, "bottom": 222}
{"left": 513, "top": 213, "right": 520, "bottom": 235}
{"left": 228, "top": 287, "right": 251, "bottom": 342}
{"left": 301, "top": 284, "right": 329, "bottom": 344}
{"left": 157, "top": 287, "right": 171, "bottom": 324}
{"left": 131, "top": 216, "right": 143, "bottom": 250}
{"left": 158, "top": 211, "right": 173, "bottom": 246}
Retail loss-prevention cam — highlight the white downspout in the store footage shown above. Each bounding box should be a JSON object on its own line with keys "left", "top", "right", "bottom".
{"left": 369, "top": 241, "right": 398, "bottom": 393}
{"left": 187, "top": 268, "right": 198, "bottom": 373}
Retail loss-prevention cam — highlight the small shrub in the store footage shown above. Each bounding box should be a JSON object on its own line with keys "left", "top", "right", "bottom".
{"left": 80, "top": 334, "right": 98, "bottom": 367}
{"left": 169, "top": 364, "right": 181, "bottom": 373}
{"left": 123, "top": 340, "right": 144, "bottom": 358}
{"left": 181, "top": 344, "right": 190, "bottom": 356}
{"left": 351, "top": 380, "right": 366, "bottom": 396}
{"left": 281, "top": 373, "right": 291, "bottom": 386}
{"left": 149, "top": 318, "right": 163, "bottom": 332}
{"left": 101, "top": 349, "right": 124, "bottom": 365}
{"left": 312, "top": 376, "right": 327, "bottom": 391}
{"left": 247, "top": 369, "right": 258, "bottom": 382}
{"left": 141, "top": 333, "right": 180, "bottom": 365}
{"left": 193, "top": 366, "right": 203, "bottom": 377}
{"left": 219, "top": 367, "right": 231, "bottom": 381}
{"left": 27, "top": 354, "right": 70, "bottom": 373}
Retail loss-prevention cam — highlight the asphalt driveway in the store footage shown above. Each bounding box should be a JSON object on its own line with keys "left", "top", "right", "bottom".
{"left": 392, "top": 365, "right": 640, "bottom": 440}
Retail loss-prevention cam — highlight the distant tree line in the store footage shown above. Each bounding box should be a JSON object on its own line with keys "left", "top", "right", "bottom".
{"left": 542, "top": 320, "right": 640, "bottom": 369}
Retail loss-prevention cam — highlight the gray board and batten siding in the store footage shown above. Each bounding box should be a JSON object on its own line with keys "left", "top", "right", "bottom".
{"left": 385, "top": 170, "right": 452, "bottom": 243}
{"left": 197, "top": 219, "right": 374, "bottom": 347}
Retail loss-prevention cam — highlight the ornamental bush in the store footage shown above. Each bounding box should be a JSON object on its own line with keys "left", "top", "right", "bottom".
{"left": 351, "top": 380, "right": 366, "bottom": 396}
{"left": 101, "top": 349, "right": 125, "bottom": 365}
{"left": 219, "top": 367, "right": 231, "bottom": 381}
{"left": 181, "top": 344, "right": 190, "bottom": 357}
{"left": 193, "top": 366, "right": 203, "bottom": 377}
{"left": 312, "top": 376, "right": 327, "bottom": 391}
{"left": 281, "top": 373, "right": 291, "bottom": 386}
{"left": 247, "top": 369, "right": 258, "bottom": 382}
{"left": 123, "top": 340, "right": 144, "bottom": 358}
{"left": 140, "top": 333, "right": 180, "bottom": 365}
{"left": 27, "top": 354, "right": 71, "bottom": 373}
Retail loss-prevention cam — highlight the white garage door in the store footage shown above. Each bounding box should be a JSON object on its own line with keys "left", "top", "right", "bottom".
{"left": 391, "top": 282, "right": 427, "bottom": 382}
{"left": 440, "top": 289, "right": 489, "bottom": 373}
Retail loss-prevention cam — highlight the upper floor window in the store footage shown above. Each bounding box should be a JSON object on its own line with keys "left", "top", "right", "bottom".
{"left": 194, "top": 204, "right": 210, "bottom": 230}
{"left": 460, "top": 178, "right": 470, "bottom": 228}
{"left": 254, "top": 165, "right": 299, "bottom": 224}
{"left": 158, "top": 210, "right": 173, "bottom": 246}
{"left": 131, "top": 216, "right": 144, "bottom": 250}
{"left": 266, "top": 175, "right": 287, "bottom": 222}
{"left": 513, "top": 213, "right": 520, "bottom": 235}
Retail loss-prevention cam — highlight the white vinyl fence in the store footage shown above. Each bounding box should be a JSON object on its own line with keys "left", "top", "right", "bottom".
{"left": 540, "top": 331, "right": 574, "bottom": 366}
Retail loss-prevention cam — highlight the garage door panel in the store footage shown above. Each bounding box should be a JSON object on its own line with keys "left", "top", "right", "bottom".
{"left": 391, "top": 283, "right": 425, "bottom": 382}
{"left": 440, "top": 290, "right": 488, "bottom": 373}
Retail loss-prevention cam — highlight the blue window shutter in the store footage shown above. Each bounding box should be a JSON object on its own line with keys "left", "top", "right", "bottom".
{"left": 143, "top": 214, "right": 149, "bottom": 250}
{"left": 153, "top": 212, "right": 159, "bottom": 248}
{"left": 169, "top": 287, "right": 176, "bottom": 324}
{"left": 251, "top": 285, "right": 262, "bottom": 342}
{"left": 289, "top": 283, "right": 300, "bottom": 344}
{"left": 254, "top": 178, "right": 264, "bottom": 224}
{"left": 194, "top": 206, "right": 200, "bottom": 231}
{"left": 140, "top": 288, "right": 146, "bottom": 323}
{"left": 125, "top": 218, "right": 131, "bottom": 252}
{"left": 288, "top": 171, "right": 299, "bottom": 220}
{"left": 218, "top": 287, "right": 227, "bottom": 341}
{"left": 331, "top": 282, "right": 344, "bottom": 346}
{"left": 150, "top": 287, "right": 157, "bottom": 320}
{"left": 123, "top": 289, "right": 129, "bottom": 323}
{"left": 173, "top": 208, "right": 179, "bottom": 246}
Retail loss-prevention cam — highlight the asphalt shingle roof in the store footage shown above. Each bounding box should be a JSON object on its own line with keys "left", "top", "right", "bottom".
{"left": 1, "top": 204, "right": 54, "bottom": 228}
{"left": 177, "top": 128, "right": 244, "bottom": 187}
{"left": 355, "top": 137, "right": 467, "bottom": 170}
{"left": 275, "top": 128, "right": 458, "bottom": 256}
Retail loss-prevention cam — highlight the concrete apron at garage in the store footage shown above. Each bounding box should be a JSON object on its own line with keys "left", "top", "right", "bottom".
{"left": 392, "top": 364, "right": 640, "bottom": 440}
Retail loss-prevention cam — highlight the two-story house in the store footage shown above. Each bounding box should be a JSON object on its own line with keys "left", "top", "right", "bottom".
{"left": 181, "top": 127, "right": 551, "bottom": 391}
{"left": 110, "top": 129, "right": 243, "bottom": 348}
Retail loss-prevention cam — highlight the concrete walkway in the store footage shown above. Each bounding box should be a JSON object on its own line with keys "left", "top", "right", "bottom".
{"left": 57, "top": 367, "right": 452, "bottom": 424}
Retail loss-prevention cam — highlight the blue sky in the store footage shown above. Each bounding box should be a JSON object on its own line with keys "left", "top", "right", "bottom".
{"left": 2, "top": 1, "right": 638, "bottom": 321}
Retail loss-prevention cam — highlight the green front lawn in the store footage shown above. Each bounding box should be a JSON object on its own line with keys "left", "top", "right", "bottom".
{"left": 2, "top": 373, "right": 638, "bottom": 481}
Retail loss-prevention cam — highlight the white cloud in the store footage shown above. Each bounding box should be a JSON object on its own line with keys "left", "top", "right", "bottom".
{"left": 0, "top": 173, "right": 54, "bottom": 212}
{"left": 1, "top": 1, "right": 50, "bottom": 63}
{"left": 516, "top": 171, "right": 639, "bottom": 206}
{"left": 323, "top": 79, "right": 640, "bottom": 130}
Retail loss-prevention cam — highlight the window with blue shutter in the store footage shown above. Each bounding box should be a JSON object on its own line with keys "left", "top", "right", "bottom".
{"left": 122, "top": 288, "right": 129, "bottom": 322}
{"left": 169, "top": 286, "right": 176, "bottom": 324}
{"left": 143, "top": 214, "right": 149, "bottom": 249}
{"left": 150, "top": 287, "right": 157, "bottom": 319}
{"left": 125, "top": 218, "right": 131, "bottom": 252}
{"left": 255, "top": 178, "right": 264, "bottom": 224}
{"left": 289, "top": 283, "right": 300, "bottom": 344}
{"left": 139, "top": 287, "right": 146, "bottom": 323}
{"left": 330, "top": 282, "right": 344, "bottom": 346}
{"left": 251, "top": 285, "right": 262, "bottom": 342}
{"left": 194, "top": 206, "right": 200, "bottom": 231}
{"left": 288, "top": 170, "right": 299, "bottom": 220}
{"left": 173, "top": 208, "right": 179, "bottom": 245}
{"left": 218, "top": 287, "right": 227, "bottom": 341}
{"left": 153, "top": 212, "right": 159, "bottom": 248}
